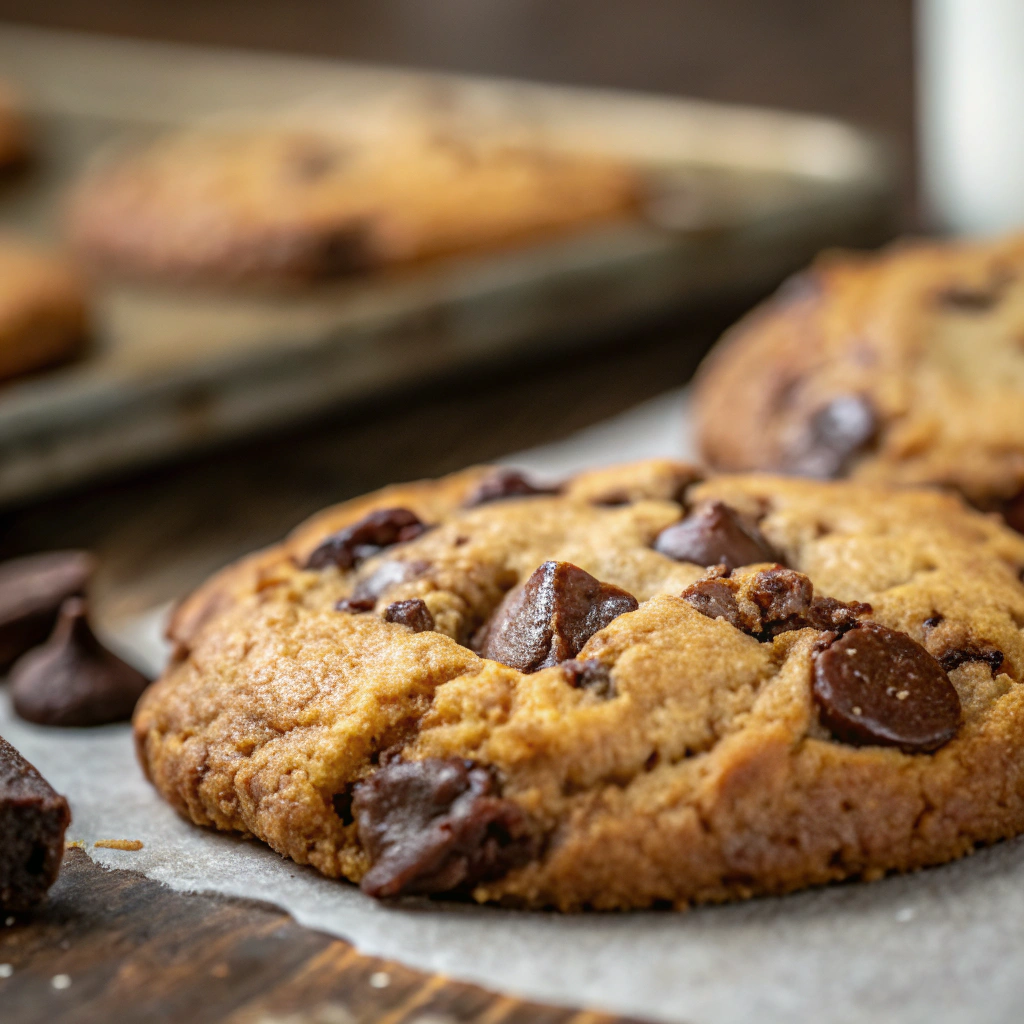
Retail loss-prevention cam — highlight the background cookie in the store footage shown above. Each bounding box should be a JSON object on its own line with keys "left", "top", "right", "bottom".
{"left": 693, "top": 231, "right": 1024, "bottom": 521}
{"left": 66, "top": 127, "right": 641, "bottom": 285}
{"left": 135, "top": 461, "right": 1024, "bottom": 910}
{"left": 0, "top": 237, "right": 88, "bottom": 381}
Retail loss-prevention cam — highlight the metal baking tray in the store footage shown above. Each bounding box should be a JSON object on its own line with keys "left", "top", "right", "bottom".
{"left": 0, "top": 24, "right": 894, "bottom": 506}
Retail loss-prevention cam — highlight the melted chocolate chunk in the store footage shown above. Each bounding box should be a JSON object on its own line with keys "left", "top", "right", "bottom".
{"left": 1003, "top": 489, "right": 1024, "bottom": 535}
{"left": 0, "top": 551, "right": 97, "bottom": 672}
{"left": 10, "top": 598, "right": 151, "bottom": 728}
{"left": 938, "top": 644, "right": 1005, "bottom": 675}
{"left": 748, "top": 567, "right": 813, "bottom": 622}
{"left": 477, "top": 561, "right": 638, "bottom": 672}
{"left": 305, "top": 509, "right": 427, "bottom": 571}
{"left": 353, "top": 757, "right": 534, "bottom": 898}
{"left": 654, "top": 502, "right": 776, "bottom": 571}
{"left": 681, "top": 577, "right": 745, "bottom": 630}
{"left": 813, "top": 622, "right": 961, "bottom": 753}
{"left": 0, "top": 735, "right": 71, "bottom": 911}
{"left": 383, "top": 599, "right": 435, "bottom": 633}
{"left": 464, "top": 468, "right": 560, "bottom": 507}
{"left": 787, "top": 395, "right": 878, "bottom": 478}
{"left": 561, "top": 658, "right": 616, "bottom": 698}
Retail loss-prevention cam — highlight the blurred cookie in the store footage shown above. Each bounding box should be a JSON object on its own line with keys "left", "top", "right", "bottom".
{"left": 0, "top": 237, "right": 88, "bottom": 381}
{"left": 66, "top": 127, "right": 641, "bottom": 284}
{"left": 0, "top": 83, "right": 30, "bottom": 171}
{"left": 693, "top": 232, "right": 1024, "bottom": 520}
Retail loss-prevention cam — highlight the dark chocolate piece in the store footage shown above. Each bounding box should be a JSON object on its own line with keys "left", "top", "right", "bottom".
{"left": 10, "top": 598, "right": 151, "bottom": 727}
{"left": 813, "top": 622, "right": 961, "bottom": 753}
{"left": 786, "top": 395, "right": 878, "bottom": 479}
{"left": 561, "top": 659, "right": 616, "bottom": 698}
{"left": 654, "top": 502, "right": 776, "bottom": 571}
{"left": 464, "top": 469, "right": 560, "bottom": 507}
{"left": 335, "top": 597, "right": 376, "bottom": 613}
{"left": 0, "top": 551, "right": 97, "bottom": 672}
{"left": 937, "top": 644, "right": 1005, "bottom": 675}
{"left": 383, "top": 599, "right": 435, "bottom": 633}
{"left": 680, "top": 576, "right": 745, "bottom": 630}
{"left": 0, "top": 735, "right": 71, "bottom": 910}
{"left": 477, "top": 561, "right": 638, "bottom": 672}
{"left": 304, "top": 509, "right": 427, "bottom": 571}
{"left": 353, "top": 757, "right": 534, "bottom": 898}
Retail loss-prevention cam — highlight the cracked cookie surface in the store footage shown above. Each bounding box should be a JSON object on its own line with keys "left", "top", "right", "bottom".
{"left": 693, "top": 231, "right": 1024, "bottom": 518}
{"left": 134, "top": 460, "right": 1024, "bottom": 909}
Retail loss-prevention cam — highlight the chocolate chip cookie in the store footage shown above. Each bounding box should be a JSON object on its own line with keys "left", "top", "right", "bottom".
{"left": 134, "top": 460, "right": 1024, "bottom": 909}
{"left": 67, "top": 127, "right": 641, "bottom": 285}
{"left": 0, "top": 237, "right": 88, "bottom": 381}
{"left": 693, "top": 231, "right": 1024, "bottom": 522}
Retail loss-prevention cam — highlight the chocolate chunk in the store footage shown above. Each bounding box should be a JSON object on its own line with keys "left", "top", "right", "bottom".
{"left": 383, "top": 599, "right": 434, "bottom": 633}
{"left": 0, "top": 735, "right": 70, "bottom": 910}
{"left": 787, "top": 395, "right": 878, "bottom": 478}
{"left": 305, "top": 509, "right": 427, "bottom": 571}
{"left": 336, "top": 597, "right": 375, "bottom": 613}
{"left": 681, "top": 577, "right": 745, "bottom": 630}
{"left": 654, "top": 502, "right": 776, "bottom": 570}
{"left": 10, "top": 598, "right": 151, "bottom": 727}
{"left": 353, "top": 757, "right": 534, "bottom": 898}
{"left": 477, "top": 561, "right": 638, "bottom": 672}
{"left": 937, "top": 278, "right": 1010, "bottom": 311}
{"left": 748, "top": 566, "right": 813, "bottom": 622}
{"left": 1003, "top": 489, "right": 1024, "bottom": 535}
{"left": 561, "top": 659, "right": 615, "bottom": 698}
{"left": 813, "top": 622, "right": 961, "bottom": 753}
{"left": 464, "top": 469, "right": 560, "bottom": 507}
{"left": 938, "top": 644, "right": 1005, "bottom": 675}
{"left": 802, "top": 594, "right": 872, "bottom": 633}
{"left": 0, "top": 551, "right": 97, "bottom": 672}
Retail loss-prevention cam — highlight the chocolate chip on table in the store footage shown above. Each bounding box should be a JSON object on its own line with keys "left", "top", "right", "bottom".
{"left": 477, "top": 561, "right": 638, "bottom": 672}
{"left": 383, "top": 599, "right": 435, "bottom": 633}
{"left": 654, "top": 502, "right": 776, "bottom": 571}
{"left": 304, "top": 509, "right": 427, "bottom": 571}
{"left": 561, "top": 659, "right": 615, "bottom": 698}
{"left": 10, "top": 598, "right": 151, "bottom": 728}
{"left": 0, "top": 735, "right": 71, "bottom": 911}
{"left": 938, "top": 644, "right": 1005, "bottom": 675}
{"left": 786, "top": 394, "right": 878, "bottom": 479}
{"left": 463, "top": 468, "right": 560, "bottom": 507}
{"left": 0, "top": 551, "right": 97, "bottom": 672}
{"left": 353, "top": 757, "right": 534, "bottom": 899}
{"left": 813, "top": 622, "right": 961, "bottom": 753}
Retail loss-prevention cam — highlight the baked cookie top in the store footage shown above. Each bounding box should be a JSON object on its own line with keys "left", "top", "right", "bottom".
{"left": 134, "top": 460, "right": 1024, "bottom": 910}
{"left": 67, "top": 126, "right": 641, "bottom": 285}
{"left": 0, "top": 236, "right": 88, "bottom": 381}
{"left": 693, "top": 231, "right": 1024, "bottom": 516}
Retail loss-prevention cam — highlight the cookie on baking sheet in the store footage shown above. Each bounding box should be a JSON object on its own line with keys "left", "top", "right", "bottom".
{"left": 693, "top": 231, "right": 1024, "bottom": 527}
{"left": 0, "top": 82, "right": 30, "bottom": 171}
{"left": 0, "top": 237, "right": 88, "bottom": 381}
{"left": 134, "top": 459, "right": 1024, "bottom": 910}
{"left": 66, "top": 126, "right": 641, "bottom": 285}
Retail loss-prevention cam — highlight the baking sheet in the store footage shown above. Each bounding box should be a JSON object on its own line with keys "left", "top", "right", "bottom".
{"left": 2, "top": 391, "right": 1023, "bottom": 1024}
{"left": 0, "top": 24, "right": 893, "bottom": 506}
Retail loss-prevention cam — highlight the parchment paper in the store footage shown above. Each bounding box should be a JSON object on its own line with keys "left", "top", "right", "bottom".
{"left": 3, "top": 388, "right": 1023, "bottom": 1024}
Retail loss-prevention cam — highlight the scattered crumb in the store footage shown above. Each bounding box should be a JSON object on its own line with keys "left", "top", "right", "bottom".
{"left": 50, "top": 974, "right": 71, "bottom": 990}
{"left": 65, "top": 840, "right": 84, "bottom": 850}
{"left": 369, "top": 971, "right": 391, "bottom": 989}
{"left": 0, "top": 964, "right": 12, "bottom": 979}
{"left": 93, "top": 839, "right": 144, "bottom": 851}
{"left": 3, "top": 917, "right": 13, "bottom": 927}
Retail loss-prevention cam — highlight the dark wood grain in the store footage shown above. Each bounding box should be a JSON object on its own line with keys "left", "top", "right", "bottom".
{"left": 0, "top": 851, "right": 652, "bottom": 1024}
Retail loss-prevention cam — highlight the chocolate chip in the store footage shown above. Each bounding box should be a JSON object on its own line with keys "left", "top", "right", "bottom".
{"left": 353, "top": 757, "right": 535, "bottom": 898}
{"left": 477, "top": 561, "right": 638, "bottom": 672}
{"left": 0, "top": 551, "right": 97, "bottom": 672}
{"left": 305, "top": 509, "right": 427, "bottom": 571}
{"left": 938, "top": 644, "right": 1005, "bottom": 675}
{"left": 1003, "top": 489, "right": 1024, "bottom": 535}
{"left": 383, "top": 599, "right": 434, "bottom": 633}
{"left": 336, "top": 558, "right": 431, "bottom": 613}
{"left": 924, "top": 614, "right": 945, "bottom": 630}
{"left": 0, "top": 735, "right": 70, "bottom": 911}
{"left": 681, "top": 576, "right": 745, "bottom": 630}
{"left": 748, "top": 566, "right": 813, "bottom": 622}
{"left": 332, "top": 787, "right": 355, "bottom": 827}
{"left": 786, "top": 395, "right": 878, "bottom": 478}
{"left": 937, "top": 280, "right": 1009, "bottom": 311}
{"left": 654, "top": 502, "right": 776, "bottom": 570}
{"left": 561, "top": 658, "right": 615, "bottom": 698}
{"left": 801, "top": 595, "right": 872, "bottom": 633}
{"left": 464, "top": 469, "right": 560, "bottom": 507}
{"left": 813, "top": 622, "right": 961, "bottom": 753}
{"left": 10, "top": 598, "right": 151, "bottom": 727}
{"left": 336, "top": 597, "right": 375, "bottom": 613}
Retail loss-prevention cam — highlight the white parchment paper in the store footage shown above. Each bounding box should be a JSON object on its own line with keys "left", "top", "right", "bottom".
{"left": 3, "top": 387, "right": 1024, "bottom": 1024}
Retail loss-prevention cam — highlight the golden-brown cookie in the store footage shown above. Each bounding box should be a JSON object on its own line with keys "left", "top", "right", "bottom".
{"left": 135, "top": 461, "right": 1024, "bottom": 910}
{"left": 66, "top": 127, "right": 641, "bottom": 285}
{"left": 693, "top": 232, "right": 1024, "bottom": 524}
{"left": 0, "top": 237, "right": 88, "bottom": 381}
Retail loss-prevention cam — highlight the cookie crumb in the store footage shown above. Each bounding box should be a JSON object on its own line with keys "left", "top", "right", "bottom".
{"left": 369, "top": 971, "right": 391, "bottom": 988}
{"left": 50, "top": 974, "right": 71, "bottom": 990}
{"left": 65, "top": 840, "right": 84, "bottom": 849}
{"left": 94, "top": 839, "right": 144, "bottom": 851}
